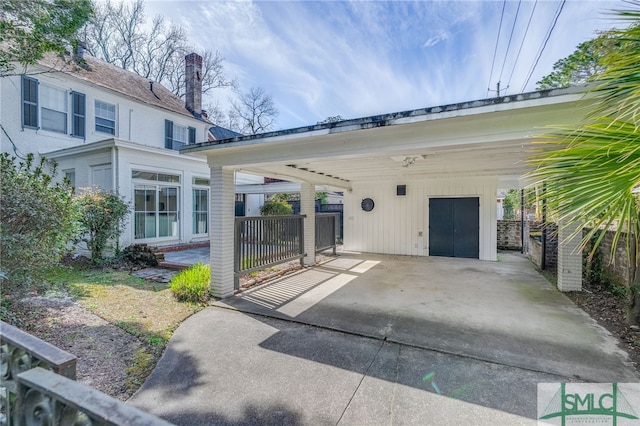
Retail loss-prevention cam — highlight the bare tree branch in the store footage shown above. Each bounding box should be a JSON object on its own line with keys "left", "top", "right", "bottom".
{"left": 229, "top": 86, "right": 279, "bottom": 135}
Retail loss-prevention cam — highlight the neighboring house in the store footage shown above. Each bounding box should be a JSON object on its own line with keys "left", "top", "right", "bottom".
{"left": 182, "top": 87, "right": 588, "bottom": 297}
{"left": 0, "top": 50, "right": 264, "bottom": 248}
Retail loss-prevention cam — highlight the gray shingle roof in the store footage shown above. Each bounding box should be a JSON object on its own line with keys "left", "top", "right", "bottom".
{"left": 38, "top": 53, "right": 199, "bottom": 121}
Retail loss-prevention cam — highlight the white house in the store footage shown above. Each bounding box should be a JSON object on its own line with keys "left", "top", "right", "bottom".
{"left": 0, "top": 51, "right": 264, "bottom": 248}
{"left": 182, "top": 87, "right": 588, "bottom": 297}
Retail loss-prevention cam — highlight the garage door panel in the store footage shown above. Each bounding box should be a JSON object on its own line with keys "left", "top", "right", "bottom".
{"left": 453, "top": 197, "right": 479, "bottom": 259}
{"left": 429, "top": 198, "right": 454, "bottom": 257}
{"left": 429, "top": 197, "right": 479, "bottom": 259}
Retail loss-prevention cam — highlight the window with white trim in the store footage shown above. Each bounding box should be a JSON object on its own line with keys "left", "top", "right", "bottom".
{"left": 192, "top": 177, "right": 210, "bottom": 235}
{"left": 164, "top": 120, "right": 196, "bottom": 151}
{"left": 40, "top": 85, "right": 67, "bottom": 133}
{"left": 95, "top": 100, "right": 116, "bottom": 135}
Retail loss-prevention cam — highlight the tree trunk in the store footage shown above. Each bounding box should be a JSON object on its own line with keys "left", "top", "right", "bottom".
{"left": 629, "top": 260, "right": 640, "bottom": 326}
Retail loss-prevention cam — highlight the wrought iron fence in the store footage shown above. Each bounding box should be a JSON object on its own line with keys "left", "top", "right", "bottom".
{"left": 315, "top": 213, "right": 339, "bottom": 254}
{"left": 0, "top": 321, "right": 171, "bottom": 425}
{"left": 234, "top": 215, "right": 305, "bottom": 289}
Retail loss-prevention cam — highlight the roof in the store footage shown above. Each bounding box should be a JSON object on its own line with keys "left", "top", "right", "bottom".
{"left": 208, "top": 125, "right": 243, "bottom": 141}
{"left": 182, "top": 85, "right": 586, "bottom": 154}
{"left": 37, "top": 53, "right": 201, "bottom": 121}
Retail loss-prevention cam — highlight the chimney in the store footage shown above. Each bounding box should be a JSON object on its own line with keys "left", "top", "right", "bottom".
{"left": 185, "top": 53, "right": 203, "bottom": 116}
{"left": 74, "top": 42, "right": 86, "bottom": 60}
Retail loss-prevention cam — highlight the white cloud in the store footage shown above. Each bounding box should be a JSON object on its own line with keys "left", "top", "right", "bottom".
{"left": 423, "top": 31, "right": 450, "bottom": 48}
{"left": 144, "top": 0, "right": 627, "bottom": 129}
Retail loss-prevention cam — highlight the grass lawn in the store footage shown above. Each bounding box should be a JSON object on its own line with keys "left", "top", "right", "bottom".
{"left": 45, "top": 264, "right": 205, "bottom": 354}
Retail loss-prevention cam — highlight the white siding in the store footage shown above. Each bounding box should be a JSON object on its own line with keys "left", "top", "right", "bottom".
{"left": 0, "top": 69, "right": 208, "bottom": 159}
{"left": 344, "top": 177, "right": 498, "bottom": 260}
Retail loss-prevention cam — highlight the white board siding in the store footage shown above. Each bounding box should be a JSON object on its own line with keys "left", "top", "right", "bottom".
{"left": 344, "top": 177, "right": 498, "bottom": 260}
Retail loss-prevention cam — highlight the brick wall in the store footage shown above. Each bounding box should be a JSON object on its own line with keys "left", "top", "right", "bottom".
{"left": 585, "top": 229, "right": 636, "bottom": 286}
{"left": 497, "top": 220, "right": 522, "bottom": 250}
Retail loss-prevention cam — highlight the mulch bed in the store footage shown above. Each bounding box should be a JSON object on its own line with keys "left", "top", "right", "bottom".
{"left": 565, "top": 280, "right": 640, "bottom": 373}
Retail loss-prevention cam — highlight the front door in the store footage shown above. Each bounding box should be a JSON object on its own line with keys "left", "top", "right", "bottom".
{"left": 429, "top": 197, "right": 479, "bottom": 259}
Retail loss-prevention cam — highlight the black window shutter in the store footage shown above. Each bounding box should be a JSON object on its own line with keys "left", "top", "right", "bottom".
{"left": 165, "top": 120, "right": 173, "bottom": 149}
{"left": 188, "top": 126, "right": 196, "bottom": 144}
{"left": 71, "top": 92, "right": 86, "bottom": 138}
{"left": 21, "top": 76, "right": 38, "bottom": 129}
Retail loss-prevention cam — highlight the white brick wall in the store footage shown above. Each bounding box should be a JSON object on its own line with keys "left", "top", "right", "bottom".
{"left": 300, "top": 182, "right": 316, "bottom": 266}
{"left": 557, "top": 219, "right": 582, "bottom": 291}
{"left": 209, "top": 165, "right": 235, "bottom": 297}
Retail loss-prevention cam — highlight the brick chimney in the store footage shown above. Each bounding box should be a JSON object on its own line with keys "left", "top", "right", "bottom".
{"left": 185, "top": 53, "right": 203, "bottom": 116}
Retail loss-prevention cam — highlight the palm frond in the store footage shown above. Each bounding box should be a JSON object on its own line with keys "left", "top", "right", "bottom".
{"left": 528, "top": 118, "right": 640, "bottom": 263}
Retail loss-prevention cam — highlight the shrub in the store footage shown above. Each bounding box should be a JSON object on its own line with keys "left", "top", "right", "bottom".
{"left": 75, "top": 188, "right": 130, "bottom": 264}
{"left": 260, "top": 199, "right": 293, "bottom": 216}
{"left": 0, "top": 153, "right": 78, "bottom": 296}
{"left": 169, "top": 263, "right": 210, "bottom": 302}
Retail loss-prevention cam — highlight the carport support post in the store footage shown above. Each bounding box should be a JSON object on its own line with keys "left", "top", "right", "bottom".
{"left": 557, "top": 217, "right": 582, "bottom": 292}
{"left": 300, "top": 182, "right": 316, "bottom": 266}
{"left": 209, "top": 164, "right": 235, "bottom": 297}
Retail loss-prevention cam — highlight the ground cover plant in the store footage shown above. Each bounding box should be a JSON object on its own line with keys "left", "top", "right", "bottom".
{"left": 169, "top": 263, "right": 211, "bottom": 302}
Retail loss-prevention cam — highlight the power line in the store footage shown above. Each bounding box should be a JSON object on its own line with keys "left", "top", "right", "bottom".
{"left": 498, "top": 0, "right": 522, "bottom": 84}
{"left": 520, "top": 0, "right": 566, "bottom": 93}
{"left": 506, "top": 0, "right": 538, "bottom": 93}
{"left": 487, "top": 0, "right": 507, "bottom": 97}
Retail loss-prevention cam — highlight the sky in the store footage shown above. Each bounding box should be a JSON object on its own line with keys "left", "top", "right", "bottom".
{"left": 145, "top": 0, "right": 625, "bottom": 130}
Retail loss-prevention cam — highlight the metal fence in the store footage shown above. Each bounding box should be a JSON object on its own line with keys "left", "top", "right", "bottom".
{"left": 315, "top": 213, "right": 339, "bottom": 254}
{"left": 0, "top": 321, "right": 172, "bottom": 425}
{"left": 234, "top": 215, "right": 305, "bottom": 289}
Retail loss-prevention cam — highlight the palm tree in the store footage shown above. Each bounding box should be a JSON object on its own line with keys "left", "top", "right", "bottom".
{"left": 528, "top": 5, "right": 640, "bottom": 324}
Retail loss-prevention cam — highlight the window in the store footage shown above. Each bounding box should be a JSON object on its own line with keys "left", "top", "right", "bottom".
{"left": 22, "top": 76, "right": 38, "bottom": 129}
{"left": 40, "top": 85, "right": 67, "bottom": 133}
{"left": 95, "top": 101, "right": 116, "bottom": 134}
{"left": 71, "top": 92, "right": 86, "bottom": 138}
{"left": 21, "top": 77, "right": 87, "bottom": 136}
{"left": 133, "top": 170, "right": 181, "bottom": 240}
{"left": 165, "top": 120, "right": 196, "bottom": 151}
{"left": 193, "top": 187, "right": 208, "bottom": 235}
{"left": 64, "top": 169, "right": 76, "bottom": 187}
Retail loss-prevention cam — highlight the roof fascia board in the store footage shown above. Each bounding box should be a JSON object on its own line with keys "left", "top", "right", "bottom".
{"left": 182, "top": 88, "right": 586, "bottom": 156}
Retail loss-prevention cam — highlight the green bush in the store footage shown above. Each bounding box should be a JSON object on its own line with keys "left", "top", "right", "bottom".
{"left": 0, "top": 153, "right": 78, "bottom": 296}
{"left": 75, "top": 188, "right": 130, "bottom": 264}
{"left": 169, "top": 263, "right": 210, "bottom": 302}
{"left": 260, "top": 200, "right": 293, "bottom": 216}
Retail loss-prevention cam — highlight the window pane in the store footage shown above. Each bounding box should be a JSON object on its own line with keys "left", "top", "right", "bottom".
{"left": 39, "top": 85, "right": 67, "bottom": 133}
{"left": 193, "top": 177, "right": 210, "bottom": 186}
{"left": 174, "top": 125, "right": 187, "bottom": 143}
{"left": 40, "top": 85, "right": 67, "bottom": 111}
{"left": 95, "top": 101, "right": 116, "bottom": 134}
{"left": 41, "top": 108, "right": 67, "bottom": 133}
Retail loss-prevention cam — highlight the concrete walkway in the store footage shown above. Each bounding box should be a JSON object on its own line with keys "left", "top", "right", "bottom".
{"left": 129, "top": 252, "right": 639, "bottom": 425}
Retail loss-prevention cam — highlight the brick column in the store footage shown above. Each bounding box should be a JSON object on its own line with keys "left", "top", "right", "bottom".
{"left": 209, "top": 165, "right": 235, "bottom": 297}
{"left": 300, "top": 182, "right": 316, "bottom": 266}
{"left": 557, "top": 218, "right": 582, "bottom": 291}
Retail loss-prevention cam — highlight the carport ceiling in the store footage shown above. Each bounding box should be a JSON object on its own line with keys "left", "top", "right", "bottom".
{"left": 183, "top": 88, "right": 586, "bottom": 188}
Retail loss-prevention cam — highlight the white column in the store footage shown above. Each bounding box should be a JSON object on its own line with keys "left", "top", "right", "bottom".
{"left": 300, "top": 182, "right": 316, "bottom": 266}
{"left": 209, "top": 164, "right": 235, "bottom": 297}
{"left": 557, "top": 218, "right": 583, "bottom": 291}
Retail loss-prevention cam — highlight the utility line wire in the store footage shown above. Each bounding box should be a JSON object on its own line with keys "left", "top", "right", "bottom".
{"left": 506, "top": 0, "right": 538, "bottom": 93}
{"left": 520, "top": 0, "right": 566, "bottom": 93}
{"left": 487, "top": 0, "right": 507, "bottom": 97}
{"left": 498, "top": 0, "right": 522, "bottom": 84}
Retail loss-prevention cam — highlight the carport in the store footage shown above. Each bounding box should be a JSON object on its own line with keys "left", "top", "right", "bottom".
{"left": 182, "top": 87, "right": 586, "bottom": 297}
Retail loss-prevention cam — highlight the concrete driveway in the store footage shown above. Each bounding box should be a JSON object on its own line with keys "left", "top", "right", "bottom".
{"left": 129, "top": 252, "right": 639, "bottom": 424}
